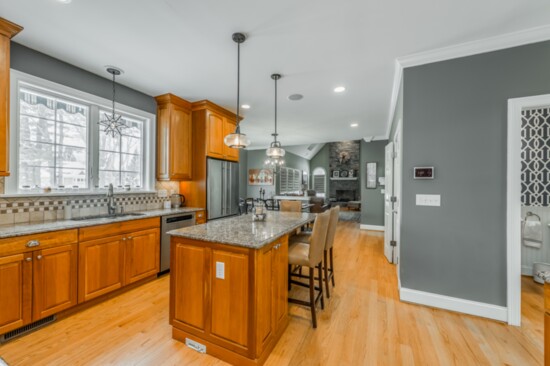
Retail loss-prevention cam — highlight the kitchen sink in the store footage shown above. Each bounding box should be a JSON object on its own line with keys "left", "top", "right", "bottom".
{"left": 71, "top": 212, "right": 146, "bottom": 221}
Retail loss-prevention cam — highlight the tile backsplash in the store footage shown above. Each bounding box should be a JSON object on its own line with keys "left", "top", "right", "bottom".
{"left": 0, "top": 180, "right": 182, "bottom": 226}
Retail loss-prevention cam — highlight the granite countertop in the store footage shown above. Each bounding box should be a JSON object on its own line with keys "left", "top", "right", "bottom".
{"left": 0, "top": 207, "right": 204, "bottom": 239}
{"left": 168, "top": 211, "right": 316, "bottom": 249}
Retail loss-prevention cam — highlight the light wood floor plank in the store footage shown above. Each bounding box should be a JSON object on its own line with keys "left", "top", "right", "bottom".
{"left": 0, "top": 222, "right": 543, "bottom": 365}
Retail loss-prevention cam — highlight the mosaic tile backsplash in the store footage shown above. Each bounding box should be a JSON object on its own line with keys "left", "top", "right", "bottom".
{"left": 0, "top": 181, "right": 180, "bottom": 226}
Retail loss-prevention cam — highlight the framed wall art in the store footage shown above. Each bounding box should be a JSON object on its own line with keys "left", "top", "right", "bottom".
{"left": 366, "top": 162, "right": 377, "bottom": 189}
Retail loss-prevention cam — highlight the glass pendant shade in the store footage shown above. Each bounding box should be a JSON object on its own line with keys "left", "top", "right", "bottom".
{"left": 266, "top": 142, "right": 286, "bottom": 158}
{"left": 224, "top": 131, "right": 251, "bottom": 149}
{"left": 264, "top": 156, "right": 285, "bottom": 168}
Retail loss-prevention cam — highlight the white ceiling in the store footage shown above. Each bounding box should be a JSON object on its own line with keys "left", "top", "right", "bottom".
{"left": 3, "top": 0, "right": 550, "bottom": 149}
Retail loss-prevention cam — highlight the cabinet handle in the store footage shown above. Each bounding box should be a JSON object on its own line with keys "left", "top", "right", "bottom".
{"left": 36, "top": 255, "right": 43, "bottom": 260}
{"left": 25, "top": 257, "right": 32, "bottom": 262}
{"left": 26, "top": 240, "right": 40, "bottom": 248}
{"left": 274, "top": 243, "right": 281, "bottom": 250}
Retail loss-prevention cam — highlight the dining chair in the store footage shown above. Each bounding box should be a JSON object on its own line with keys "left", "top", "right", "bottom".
{"left": 280, "top": 200, "right": 302, "bottom": 212}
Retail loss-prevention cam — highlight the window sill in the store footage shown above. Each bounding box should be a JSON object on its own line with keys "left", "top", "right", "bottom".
{"left": 0, "top": 190, "right": 158, "bottom": 199}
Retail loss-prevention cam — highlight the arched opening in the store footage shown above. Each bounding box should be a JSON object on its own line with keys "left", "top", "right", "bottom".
{"left": 312, "top": 167, "right": 326, "bottom": 198}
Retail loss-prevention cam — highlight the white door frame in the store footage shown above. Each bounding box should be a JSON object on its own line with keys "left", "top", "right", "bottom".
{"left": 507, "top": 94, "right": 550, "bottom": 326}
{"left": 394, "top": 118, "right": 403, "bottom": 289}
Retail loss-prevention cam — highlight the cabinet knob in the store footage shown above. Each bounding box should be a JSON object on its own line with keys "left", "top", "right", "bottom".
{"left": 122, "top": 238, "right": 127, "bottom": 241}
{"left": 26, "top": 240, "right": 40, "bottom": 248}
{"left": 25, "top": 257, "right": 32, "bottom": 262}
{"left": 36, "top": 255, "right": 43, "bottom": 260}
{"left": 127, "top": 237, "right": 133, "bottom": 240}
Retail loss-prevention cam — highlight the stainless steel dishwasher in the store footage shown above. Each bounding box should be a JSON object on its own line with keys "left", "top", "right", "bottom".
{"left": 160, "top": 212, "right": 195, "bottom": 274}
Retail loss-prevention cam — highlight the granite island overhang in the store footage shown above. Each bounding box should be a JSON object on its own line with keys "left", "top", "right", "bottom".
{"left": 167, "top": 212, "right": 315, "bottom": 366}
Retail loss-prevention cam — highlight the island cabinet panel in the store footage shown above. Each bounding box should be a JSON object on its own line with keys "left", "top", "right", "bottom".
{"left": 545, "top": 283, "right": 550, "bottom": 366}
{"left": 0, "top": 253, "right": 32, "bottom": 334}
{"left": 78, "top": 236, "right": 125, "bottom": 303}
{"left": 124, "top": 228, "right": 160, "bottom": 285}
{"left": 171, "top": 243, "right": 208, "bottom": 331}
{"left": 211, "top": 250, "right": 249, "bottom": 348}
{"left": 32, "top": 243, "right": 77, "bottom": 320}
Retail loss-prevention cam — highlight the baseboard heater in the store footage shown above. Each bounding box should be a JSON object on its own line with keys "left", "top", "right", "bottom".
{"left": 0, "top": 315, "right": 56, "bottom": 344}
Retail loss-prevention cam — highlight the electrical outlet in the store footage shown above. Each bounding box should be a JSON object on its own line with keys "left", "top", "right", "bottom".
{"left": 416, "top": 194, "right": 441, "bottom": 207}
{"left": 216, "top": 262, "right": 225, "bottom": 279}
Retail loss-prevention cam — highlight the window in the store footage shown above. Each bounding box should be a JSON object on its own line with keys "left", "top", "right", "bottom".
{"left": 19, "top": 88, "right": 89, "bottom": 189}
{"left": 7, "top": 71, "right": 155, "bottom": 194}
{"left": 312, "top": 167, "right": 326, "bottom": 198}
{"left": 279, "top": 167, "right": 302, "bottom": 194}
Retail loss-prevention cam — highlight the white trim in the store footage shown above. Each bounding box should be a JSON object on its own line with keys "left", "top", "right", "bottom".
{"left": 385, "top": 24, "right": 550, "bottom": 143}
{"left": 400, "top": 288, "right": 508, "bottom": 323}
{"left": 506, "top": 94, "right": 550, "bottom": 327}
{"left": 360, "top": 224, "right": 384, "bottom": 231}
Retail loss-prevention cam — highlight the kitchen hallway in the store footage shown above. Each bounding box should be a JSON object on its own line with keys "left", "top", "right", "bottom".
{"left": 0, "top": 222, "right": 543, "bottom": 365}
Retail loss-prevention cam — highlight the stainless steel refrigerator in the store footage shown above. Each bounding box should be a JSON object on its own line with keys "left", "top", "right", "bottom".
{"left": 207, "top": 158, "right": 239, "bottom": 220}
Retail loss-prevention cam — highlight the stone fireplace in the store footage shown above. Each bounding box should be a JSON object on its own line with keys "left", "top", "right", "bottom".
{"left": 328, "top": 140, "right": 361, "bottom": 204}
{"left": 335, "top": 189, "right": 357, "bottom": 202}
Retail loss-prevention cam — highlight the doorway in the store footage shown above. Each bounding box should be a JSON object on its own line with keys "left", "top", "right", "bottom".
{"left": 507, "top": 94, "right": 550, "bottom": 326}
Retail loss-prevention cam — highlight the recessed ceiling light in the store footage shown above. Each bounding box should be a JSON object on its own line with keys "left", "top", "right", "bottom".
{"left": 334, "top": 86, "right": 346, "bottom": 93}
{"left": 350, "top": 123, "right": 359, "bottom": 127}
{"left": 288, "top": 94, "right": 303, "bottom": 101}
{"left": 241, "top": 104, "right": 251, "bottom": 109}
{"left": 57, "top": 0, "right": 72, "bottom": 3}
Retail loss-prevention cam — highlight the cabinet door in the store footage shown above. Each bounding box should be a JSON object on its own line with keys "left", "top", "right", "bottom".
{"left": 156, "top": 104, "right": 171, "bottom": 181}
{"left": 0, "top": 253, "right": 32, "bottom": 334}
{"left": 210, "top": 249, "right": 249, "bottom": 348}
{"left": 125, "top": 228, "right": 160, "bottom": 285}
{"left": 206, "top": 112, "right": 224, "bottom": 158}
{"left": 273, "top": 238, "right": 288, "bottom": 328}
{"left": 78, "top": 236, "right": 125, "bottom": 303}
{"left": 33, "top": 244, "right": 77, "bottom": 320}
{"left": 170, "top": 105, "right": 192, "bottom": 180}
{"left": 223, "top": 119, "right": 240, "bottom": 162}
{"left": 256, "top": 244, "right": 274, "bottom": 354}
{"left": 171, "top": 242, "right": 208, "bottom": 331}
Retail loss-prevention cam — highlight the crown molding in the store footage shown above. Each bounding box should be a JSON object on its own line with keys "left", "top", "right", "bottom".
{"left": 384, "top": 24, "right": 550, "bottom": 140}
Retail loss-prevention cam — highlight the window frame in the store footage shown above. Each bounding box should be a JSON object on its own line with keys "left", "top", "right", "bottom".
{"left": 5, "top": 70, "right": 156, "bottom": 196}
{"left": 312, "top": 167, "right": 327, "bottom": 198}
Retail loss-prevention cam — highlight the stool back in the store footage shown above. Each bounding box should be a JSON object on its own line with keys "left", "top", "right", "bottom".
{"left": 280, "top": 200, "right": 302, "bottom": 212}
{"left": 308, "top": 210, "right": 331, "bottom": 266}
{"left": 325, "top": 206, "right": 340, "bottom": 250}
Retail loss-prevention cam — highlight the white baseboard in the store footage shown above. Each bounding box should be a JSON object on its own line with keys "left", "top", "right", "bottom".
{"left": 399, "top": 288, "right": 508, "bottom": 322}
{"left": 521, "top": 265, "right": 533, "bottom": 276}
{"left": 360, "top": 224, "right": 384, "bottom": 231}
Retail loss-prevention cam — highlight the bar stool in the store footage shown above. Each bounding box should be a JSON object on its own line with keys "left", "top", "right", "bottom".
{"left": 290, "top": 206, "right": 340, "bottom": 298}
{"left": 280, "top": 200, "right": 302, "bottom": 212}
{"left": 287, "top": 210, "right": 330, "bottom": 328}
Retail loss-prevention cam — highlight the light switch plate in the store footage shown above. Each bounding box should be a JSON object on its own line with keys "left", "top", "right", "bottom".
{"left": 216, "top": 262, "right": 225, "bottom": 279}
{"left": 416, "top": 194, "right": 441, "bottom": 206}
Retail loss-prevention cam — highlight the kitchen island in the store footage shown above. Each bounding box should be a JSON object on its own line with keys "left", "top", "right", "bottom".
{"left": 168, "top": 212, "right": 315, "bottom": 366}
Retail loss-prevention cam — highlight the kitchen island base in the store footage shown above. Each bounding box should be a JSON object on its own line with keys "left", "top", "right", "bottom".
{"left": 170, "top": 235, "right": 290, "bottom": 366}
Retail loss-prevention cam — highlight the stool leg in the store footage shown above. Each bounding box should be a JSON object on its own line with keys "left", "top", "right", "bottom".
{"left": 330, "top": 247, "right": 335, "bottom": 287}
{"left": 318, "top": 263, "right": 324, "bottom": 310}
{"left": 324, "top": 250, "right": 330, "bottom": 298}
{"left": 309, "top": 267, "right": 317, "bottom": 328}
{"left": 288, "top": 264, "right": 292, "bottom": 291}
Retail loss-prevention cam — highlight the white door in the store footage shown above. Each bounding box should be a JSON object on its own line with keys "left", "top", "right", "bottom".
{"left": 394, "top": 121, "right": 402, "bottom": 266}
{"left": 384, "top": 142, "right": 395, "bottom": 263}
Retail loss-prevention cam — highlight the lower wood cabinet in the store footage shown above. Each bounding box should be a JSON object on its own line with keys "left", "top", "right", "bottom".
{"left": 170, "top": 235, "right": 289, "bottom": 365}
{"left": 0, "top": 230, "right": 78, "bottom": 335}
{"left": 78, "top": 218, "right": 160, "bottom": 303}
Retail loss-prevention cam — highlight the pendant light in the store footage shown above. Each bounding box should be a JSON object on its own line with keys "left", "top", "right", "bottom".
{"left": 99, "top": 67, "right": 126, "bottom": 137}
{"left": 264, "top": 73, "right": 285, "bottom": 168}
{"left": 223, "top": 32, "right": 251, "bottom": 149}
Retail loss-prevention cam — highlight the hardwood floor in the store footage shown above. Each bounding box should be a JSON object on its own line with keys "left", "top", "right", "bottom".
{"left": 0, "top": 222, "right": 544, "bottom": 365}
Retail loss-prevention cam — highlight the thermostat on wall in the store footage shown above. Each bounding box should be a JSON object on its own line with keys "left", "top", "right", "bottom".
{"left": 414, "top": 167, "right": 434, "bottom": 179}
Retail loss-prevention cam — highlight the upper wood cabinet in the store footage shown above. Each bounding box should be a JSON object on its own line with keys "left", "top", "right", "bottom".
{"left": 155, "top": 94, "right": 193, "bottom": 181}
{"left": 193, "top": 100, "right": 240, "bottom": 163}
{"left": 0, "top": 18, "right": 23, "bottom": 177}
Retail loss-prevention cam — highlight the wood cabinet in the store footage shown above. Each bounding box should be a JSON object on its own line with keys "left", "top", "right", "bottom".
{"left": 78, "top": 218, "right": 160, "bottom": 303}
{"left": 545, "top": 283, "right": 550, "bottom": 366}
{"left": 0, "top": 18, "right": 23, "bottom": 177}
{"left": 0, "top": 230, "right": 77, "bottom": 335}
{"left": 155, "top": 94, "right": 193, "bottom": 181}
{"left": 170, "top": 235, "right": 289, "bottom": 366}
{"left": 181, "top": 100, "right": 241, "bottom": 215}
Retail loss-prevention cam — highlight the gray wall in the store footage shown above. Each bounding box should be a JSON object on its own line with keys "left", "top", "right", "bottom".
{"left": 245, "top": 149, "right": 310, "bottom": 199}
{"left": 360, "top": 140, "right": 387, "bottom": 226}
{"left": 401, "top": 40, "right": 550, "bottom": 307}
{"left": 10, "top": 42, "right": 156, "bottom": 114}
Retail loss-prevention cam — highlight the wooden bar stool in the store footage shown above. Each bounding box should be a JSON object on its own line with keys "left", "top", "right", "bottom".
{"left": 290, "top": 206, "right": 340, "bottom": 298}
{"left": 287, "top": 210, "right": 330, "bottom": 328}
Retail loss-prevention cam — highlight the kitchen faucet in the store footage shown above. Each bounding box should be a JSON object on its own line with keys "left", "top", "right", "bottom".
{"left": 107, "top": 183, "right": 117, "bottom": 215}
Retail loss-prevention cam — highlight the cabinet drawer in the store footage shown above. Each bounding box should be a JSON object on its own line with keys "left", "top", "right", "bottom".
{"left": 0, "top": 229, "right": 78, "bottom": 257}
{"left": 79, "top": 217, "right": 160, "bottom": 242}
